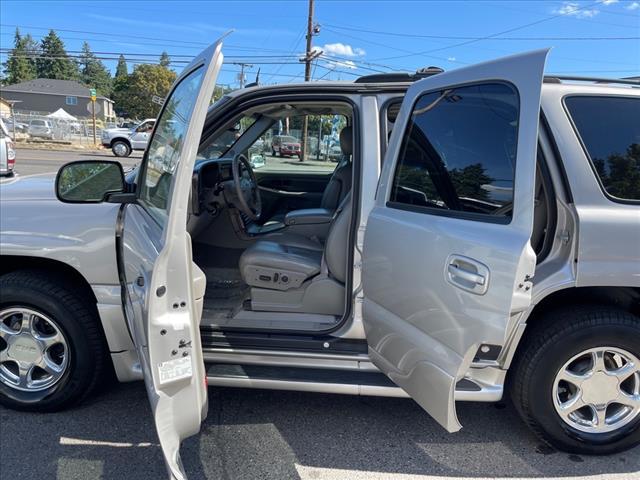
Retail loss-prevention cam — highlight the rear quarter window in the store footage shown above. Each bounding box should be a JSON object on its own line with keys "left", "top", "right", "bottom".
{"left": 564, "top": 95, "right": 640, "bottom": 202}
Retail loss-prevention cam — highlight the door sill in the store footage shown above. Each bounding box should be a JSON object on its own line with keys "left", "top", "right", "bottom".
{"left": 205, "top": 361, "right": 503, "bottom": 402}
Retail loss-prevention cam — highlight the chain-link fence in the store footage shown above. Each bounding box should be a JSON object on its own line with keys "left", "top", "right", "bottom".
{"left": 2, "top": 111, "right": 118, "bottom": 145}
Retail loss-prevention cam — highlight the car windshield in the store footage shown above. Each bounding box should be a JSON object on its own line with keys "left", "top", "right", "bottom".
{"left": 280, "top": 136, "right": 298, "bottom": 143}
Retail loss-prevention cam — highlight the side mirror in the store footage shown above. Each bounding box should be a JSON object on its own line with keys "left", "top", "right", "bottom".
{"left": 56, "top": 160, "right": 126, "bottom": 203}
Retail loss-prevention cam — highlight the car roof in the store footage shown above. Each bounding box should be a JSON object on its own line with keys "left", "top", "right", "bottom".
{"left": 223, "top": 75, "right": 637, "bottom": 100}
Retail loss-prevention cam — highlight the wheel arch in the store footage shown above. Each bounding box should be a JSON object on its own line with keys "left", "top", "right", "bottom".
{"left": 0, "top": 255, "right": 99, "bottom": 307}
{"left": 110, "top": 137, "right": 132, "bottom": 148}
{"left": 529, "top": 286, "right": 640, "bottom": 322}
{"left": 507, "top": 285, "right": 640, "bottom": 369}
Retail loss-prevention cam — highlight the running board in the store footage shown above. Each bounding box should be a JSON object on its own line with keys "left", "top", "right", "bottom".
{"left": 205, "top": 363, "right": 502, "bottom": 401}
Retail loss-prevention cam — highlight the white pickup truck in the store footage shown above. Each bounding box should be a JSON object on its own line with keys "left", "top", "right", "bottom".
{"left": 101, "top": 118, "right": 156, "bottom": 157}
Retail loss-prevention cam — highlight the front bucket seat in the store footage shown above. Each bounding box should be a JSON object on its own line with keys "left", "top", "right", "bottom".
{"left": 239, "top": 193, "right": 352, "bottom": 315}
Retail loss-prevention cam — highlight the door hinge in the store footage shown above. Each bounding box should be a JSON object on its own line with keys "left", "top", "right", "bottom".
{"left": 559, "top": 230, "right": 571, "bottom": 245}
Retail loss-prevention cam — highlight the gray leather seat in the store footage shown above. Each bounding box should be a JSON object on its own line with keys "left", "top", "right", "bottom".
{"left": 239, "top": 194, "right": 352, "bottom": 314}
{"left": 263, "top": 126, "right": 353, "bottom": 226}
{"left": 318, "top": 126, "right": 353, "bottom": 211}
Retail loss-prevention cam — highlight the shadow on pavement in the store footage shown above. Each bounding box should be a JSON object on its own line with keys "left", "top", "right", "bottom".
{"left": 1, "top": 382, "right": 638, "bottom": 479}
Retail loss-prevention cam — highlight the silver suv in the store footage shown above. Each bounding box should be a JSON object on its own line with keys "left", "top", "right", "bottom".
{"left": 1, "top": 41, "right": 639, "bottom": 478}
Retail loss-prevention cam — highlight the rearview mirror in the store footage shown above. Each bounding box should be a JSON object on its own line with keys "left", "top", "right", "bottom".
{"left": 56, "top": 160, "right": 126, "bottom": 203}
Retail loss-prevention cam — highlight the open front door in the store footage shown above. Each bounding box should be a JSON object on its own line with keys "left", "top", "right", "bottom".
{"left": 362, "top": 50, "right": 549, "bottom": 432}
{"left": 116, "top": 40, "right": 224, "bottom": 479}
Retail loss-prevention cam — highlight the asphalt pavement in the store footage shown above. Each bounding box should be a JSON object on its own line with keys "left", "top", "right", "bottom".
{"left": 1, "top": 383, "right": 638, "bottom": 480}
{"left": 1, "top": 147, "right": 639, "bottom": 479}
{"left": 1, "top": 147, "right": 141, "bottom": 180}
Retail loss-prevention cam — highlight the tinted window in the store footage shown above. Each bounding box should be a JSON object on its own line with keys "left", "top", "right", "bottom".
{"left": 390, "top": 83, "right": 519, "bottom": 220}
{"left": 565, "top": 96, "right": 640, "bottom": 201}
{"left": 138, "top": 65, "right": 204, "bottom": 226}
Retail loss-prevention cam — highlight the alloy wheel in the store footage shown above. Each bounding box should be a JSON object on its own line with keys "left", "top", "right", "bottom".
{"left": 0, "top": 307, "right": 69, "bottom": 392}
{"left": 553, "top": 346, "right": 640, "bottom": 434}
{"left": 113, "top": 142, "right": 128, "bottom": 156}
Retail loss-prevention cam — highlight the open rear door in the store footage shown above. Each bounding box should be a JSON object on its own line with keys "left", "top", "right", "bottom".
{"left": 116, "top": 40, "right": 224, "bottom": 479}
{"left": 362, "top": 50, "right": 549, "bottom": 432}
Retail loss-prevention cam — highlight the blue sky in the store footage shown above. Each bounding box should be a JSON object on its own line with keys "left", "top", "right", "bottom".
{"left": 1, "top": 0, "right": 638, "bottom": 87}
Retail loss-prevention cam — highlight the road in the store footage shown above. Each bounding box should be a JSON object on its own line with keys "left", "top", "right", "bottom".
{"left": 1, "top": 383, "right": 638, "bottom": 480}
{"left": 1, "top": 147, "right": 335, "bottom": 182}
{"left": 1, "top": 147, "right": 141, "bottom": 180}
{"left": 1, "top": 147, "right": 639, "bottom": 479}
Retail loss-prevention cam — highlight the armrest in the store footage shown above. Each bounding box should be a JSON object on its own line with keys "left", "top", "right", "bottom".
{"left": 284, "top": 208, "right": 333, "bottom": 226}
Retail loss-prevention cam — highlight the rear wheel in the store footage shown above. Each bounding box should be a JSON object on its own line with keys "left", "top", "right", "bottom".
{"left": 112, "top": 140, "right": 131, "bottom": 157}
{"left": 0, "top": 271, "right": 107, "bottom": 411}
{"left": 511, "top": 307, "right": 640, "bottom": 454}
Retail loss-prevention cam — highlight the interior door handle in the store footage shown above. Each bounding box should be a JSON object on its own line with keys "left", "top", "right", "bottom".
{"left": 447, "top": 264, "right": 485, "bottom": 285}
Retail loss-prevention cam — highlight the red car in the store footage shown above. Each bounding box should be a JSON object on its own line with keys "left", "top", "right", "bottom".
{"left": 271, "top": 135, "right": 301, "bottom": 158}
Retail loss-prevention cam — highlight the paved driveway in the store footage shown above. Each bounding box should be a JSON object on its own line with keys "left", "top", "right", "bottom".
{"left": 1, "top": 383, "right": 638, "bottom": 479}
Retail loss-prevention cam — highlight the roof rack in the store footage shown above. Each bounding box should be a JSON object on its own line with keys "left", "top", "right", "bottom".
{"left": 355, "top": 66, "right": 444, "bottom": 84}
{"left": 544, "top": 75, "right": 639, "bottom": 86}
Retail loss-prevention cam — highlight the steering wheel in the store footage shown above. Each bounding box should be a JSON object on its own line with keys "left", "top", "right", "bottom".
{"left": 232, "top": 153, "right": 262, "bottom": 221}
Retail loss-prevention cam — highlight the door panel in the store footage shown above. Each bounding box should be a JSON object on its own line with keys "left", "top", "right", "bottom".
{"left": 117, "top": 39, "right": 225, "bottom": 480}
{"left": 362, "top": 49, "right": 549, "bottom": 432}
{"left": 256, "top": 170, "right": 333, "bottom": 218}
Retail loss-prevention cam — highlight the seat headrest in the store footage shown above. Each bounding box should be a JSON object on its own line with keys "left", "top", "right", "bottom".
{"left": 339, "top": 126, "right": 353, "bottom": 156}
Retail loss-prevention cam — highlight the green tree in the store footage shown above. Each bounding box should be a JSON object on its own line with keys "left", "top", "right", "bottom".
{"left": 3, "top": 28, "right": 37, "bottom": 84}
{"left": 37, "top": 30, "right": 79, "bottom": 80}
{"left": 450, "top": 163, "right": 493, "bottom": 201}
{"left": 115, "top": 63, "right": 176, "bottom": 118}
{"left": 114, "top": 54, "right": 128, "bottom": 80}
{"left": 112, "top": 55, "right": 129, "bottom": 115}
{"left": 79, "top": 42, "right": 112, "bottom": 95}
{"left": 159, "top": 51, "right": 171, "bottom": 68}
{"left": 595, "top": 143, "right": 640, "bottom": 199}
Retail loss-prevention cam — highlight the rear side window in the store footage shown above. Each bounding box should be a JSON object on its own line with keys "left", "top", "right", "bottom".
{"left": 389, "top": 82, "right": 519, "bottom": 222}
{"left": 565, "top": 96, "right": 640, "bottom": 202}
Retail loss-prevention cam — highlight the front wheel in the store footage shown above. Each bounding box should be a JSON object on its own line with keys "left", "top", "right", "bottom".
{"left": 511, "top": 307, "right": 640, "bottom": 454}
{"left": 0, "top": 271, "right": 108, "bottom": 411}
{"left": 112, "top": 140, "right": 131, "bottom": 157}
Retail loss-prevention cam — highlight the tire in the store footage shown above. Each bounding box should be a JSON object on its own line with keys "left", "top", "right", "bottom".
{"left": 112, "top": 140, "right": 131, "bottom": 157}
{"left": 271, "top": 147, "right": 276, "bottom": 156}
{"left": 510, "top": 307, "right": 640, "bottom": 454}
{"left": 0, "top": 270, "right": 107, "bottom": 412}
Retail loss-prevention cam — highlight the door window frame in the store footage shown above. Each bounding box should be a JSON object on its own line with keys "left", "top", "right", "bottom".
{"left": 134, "top": 63, "right": 205, "bottom": 227}
{"left": 561, "top": 93, "right": 640, "bottom": 206}
{"left": 198, "top": 91, "right": 365, "bottom": 336}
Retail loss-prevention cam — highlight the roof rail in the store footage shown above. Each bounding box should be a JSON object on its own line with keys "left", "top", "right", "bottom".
{"left": 355, "top": 66, "right": 444, "bottom": 84}
{"left": 544, "top": 75, "right": 640, "bottom": 86}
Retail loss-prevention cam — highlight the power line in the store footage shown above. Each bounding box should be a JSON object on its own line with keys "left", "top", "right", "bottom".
{"left": 264, "top": 26, "right": 306, "bottom": 83}
{"left": 0, "top": 24, "right": 302, "bottom": 54}
{"left": 0, "top": 51, "right": 306, "bottom": 66}
{"left": 373, "top": 1, "right": 609, "bottom": 61}
{"left": 322, "top": 22, "right": 640, "bottom": 41}
{"left": 0, "top": 51, "right": 362, "bottom": 80}
{"left": 322, "top": 26, "right": 468, "bottom": 67}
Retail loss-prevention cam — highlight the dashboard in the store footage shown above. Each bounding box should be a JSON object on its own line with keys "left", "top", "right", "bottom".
{"left": 191, "top": 158, "right": 234, "bottom": 216}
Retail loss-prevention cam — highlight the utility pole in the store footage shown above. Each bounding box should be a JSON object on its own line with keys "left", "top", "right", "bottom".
{"left": 237, "top": 63, "right": 253, "bottom": 89}
{"left": 303, "top": 0, "right": 315, "bottom": 83}
{"left": 300, "top": 0, "right": 321, "bottom": 161}
{"left": 90, "top": 88, "right": 97, "bottom": 146}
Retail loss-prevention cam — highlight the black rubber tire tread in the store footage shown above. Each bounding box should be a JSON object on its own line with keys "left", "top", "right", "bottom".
{"left": 0, "top": 270, "right": 108, "bottom": 412}
{"left": 510, "top": 306, "right": 640, "bottom": 454}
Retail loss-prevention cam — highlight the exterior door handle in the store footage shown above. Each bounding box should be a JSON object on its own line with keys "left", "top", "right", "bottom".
{"left": 445, "top": 255, "right": 490, "bottom": 295}
{"left": 447, "top": 264, "right": 485, "bottom": 285}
